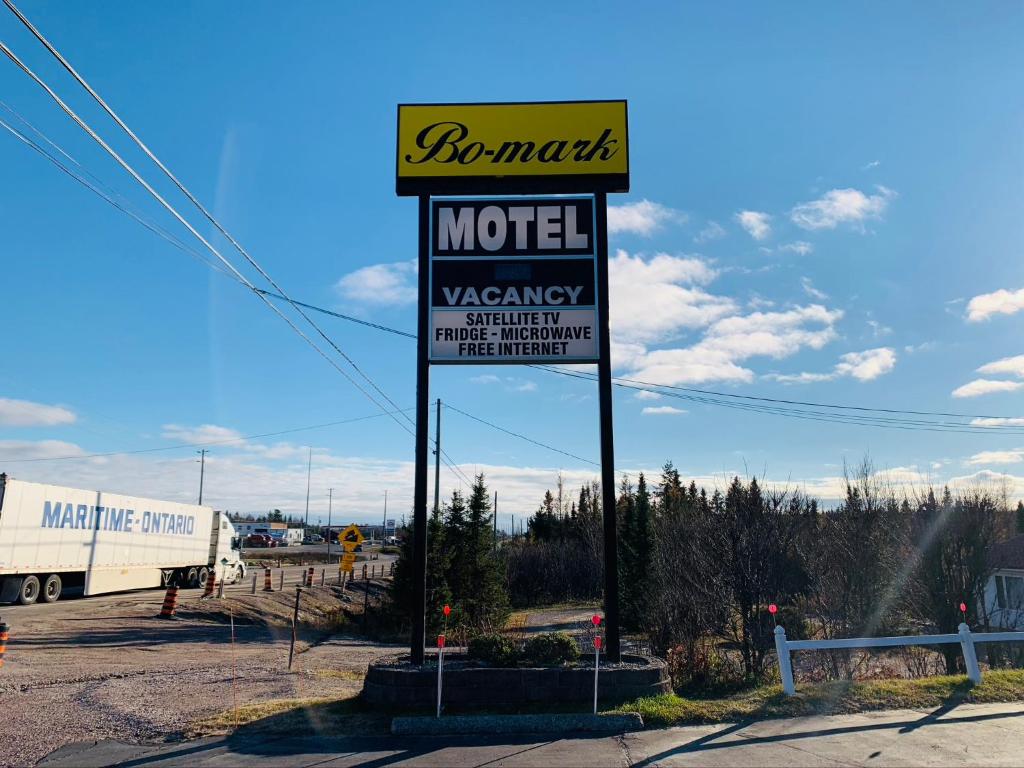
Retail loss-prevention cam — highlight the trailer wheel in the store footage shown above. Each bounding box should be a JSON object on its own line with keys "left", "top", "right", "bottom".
{"left": 41, "top": 574, "right": 62, "bottom": 603}
{"left": 18, "top": 575, "right": 40, "bottom": 605}
{"left": 185, "top": 567, "right": 199, "bottom": 588}
{"left": 197, "top": 567, "right": 210, "bottom": 589}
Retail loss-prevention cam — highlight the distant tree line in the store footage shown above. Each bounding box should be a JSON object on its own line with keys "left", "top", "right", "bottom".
{"left": 512, "top": 460, "right": 1019, "bottom": 684}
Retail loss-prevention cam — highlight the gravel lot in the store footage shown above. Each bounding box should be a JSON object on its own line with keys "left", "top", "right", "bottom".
{"left": 0, "top": 564, "right": 398, "bottom": 768}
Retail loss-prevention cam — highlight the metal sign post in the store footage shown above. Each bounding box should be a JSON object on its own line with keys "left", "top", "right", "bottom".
{"left": 400, "top": 100, "right": 628, "bottom": 666}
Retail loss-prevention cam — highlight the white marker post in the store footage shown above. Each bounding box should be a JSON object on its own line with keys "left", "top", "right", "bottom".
{"left": 591, "top": 614, "right": 603, "bottom": 715}
{"left": 436, "top": 633, "right": 445, "bottom": 718}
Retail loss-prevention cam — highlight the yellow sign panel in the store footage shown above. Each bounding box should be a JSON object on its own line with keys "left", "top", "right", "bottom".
{"left": 397, "top": 101, "right": 629, "bottom": 195}
{"left": 340, "top": 562, "right": 353, "bottom": 573}
{"left": 339, "top": 523, "right": 364, "bottom": 548}
{"left": 341, "top": 553, "right": 358, "bottom": 564}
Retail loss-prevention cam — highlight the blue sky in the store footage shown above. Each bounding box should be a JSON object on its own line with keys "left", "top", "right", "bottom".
{"left": 1, "top": 1, "right": 1023, "bottom": 526}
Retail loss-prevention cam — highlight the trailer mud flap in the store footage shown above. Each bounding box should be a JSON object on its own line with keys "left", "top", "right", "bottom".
{"left": 0, "top": 576, "right": 22, "bottom": 604}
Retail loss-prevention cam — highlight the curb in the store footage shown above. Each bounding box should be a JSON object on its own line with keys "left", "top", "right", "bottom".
{"left": 391, "top": 712, "right": 644, "bottom": 735}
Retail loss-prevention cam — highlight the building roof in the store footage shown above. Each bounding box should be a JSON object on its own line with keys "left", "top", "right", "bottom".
{"left": 990, "top": 534, "right": 1024, "bottom": 571}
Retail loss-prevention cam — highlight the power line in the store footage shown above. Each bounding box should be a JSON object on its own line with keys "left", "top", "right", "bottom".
{"left": 0, "top": 111, "right": 236, "bottom": 280}
{"left": 2, "top": 0, "right": 421, "bottom": 443}
{"left": 444, "top": 403, "right": 599, "bottom": 468}
{"left": 3, "top": 27, "right": 1021, "bottom": 436}
{"left": 0, "top": 39, "right": 418, "bottom": 447}
{"left": 2, "top": 9, "right": 477, "bottom": 486}
{"left": 0, "top": 95, "right": 472, "bottom": 485}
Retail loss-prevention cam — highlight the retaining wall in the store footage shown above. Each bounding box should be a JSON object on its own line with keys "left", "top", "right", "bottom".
{"left": 362, "top": 654, "right": 670, "bottom": 708}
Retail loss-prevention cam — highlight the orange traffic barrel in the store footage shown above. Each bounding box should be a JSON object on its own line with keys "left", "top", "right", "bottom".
{"left": 0, "top": 619, "right": 8, "bottom": 669}
{"left": 159, "top": 586, "right": 179, "bottom": 619}
{"left": 263, "top": 567, "right": 273, "bottom": 592}
{"left": 202, "top": 571, "right": 216, "bottom": 599}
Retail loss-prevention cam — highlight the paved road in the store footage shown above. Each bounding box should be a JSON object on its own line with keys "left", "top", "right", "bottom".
{"left": 36, "top": 702, "right": 1024, "bottom": 767}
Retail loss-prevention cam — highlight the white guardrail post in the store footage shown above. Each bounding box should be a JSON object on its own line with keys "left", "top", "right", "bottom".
{"left": 958, "top": 623, "right": 982, "bottom": 685}
{"left": 774, "top": 625, "right": 796, "bottom": 695}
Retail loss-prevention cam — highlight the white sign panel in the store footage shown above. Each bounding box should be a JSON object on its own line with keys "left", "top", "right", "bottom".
{"left": 429, "top": 195, "right": 599, "bottom": 364}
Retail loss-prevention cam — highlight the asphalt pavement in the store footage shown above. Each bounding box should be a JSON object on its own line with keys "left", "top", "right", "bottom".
{"left": 36, "top": 702, "right": 1024, "bottom": 767}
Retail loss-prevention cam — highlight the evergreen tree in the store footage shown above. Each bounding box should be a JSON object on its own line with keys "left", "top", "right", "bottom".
{"left": 425, "top": 497, "right": 452, "bottom": 631}
{"left": 461, "top": 474, "right": 508, "bottom": 630}
{"left": 621, "top": 473, "right": 653, "bottom": 629}
{"left": 529, "top": 489, "right": 557, "bottom": 541}
{"left": 1017, "top": 501, "right": 1024, "bottom": 535}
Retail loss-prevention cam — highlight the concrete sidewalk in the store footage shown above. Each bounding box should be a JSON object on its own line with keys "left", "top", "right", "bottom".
{"left": 37, "top": 702, "right": 1024, "bottom": 767}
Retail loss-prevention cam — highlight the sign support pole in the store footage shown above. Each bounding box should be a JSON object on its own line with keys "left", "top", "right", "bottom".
{"left": 595, "top": 191, "right": 620, "bottom": 663}
{"left": 411, "top": 194, "right": 431, "bottom": 666}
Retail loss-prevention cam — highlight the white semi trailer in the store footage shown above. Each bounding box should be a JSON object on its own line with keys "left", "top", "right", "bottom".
{"left": 0, "top": 475, "right": 246, "bottom": 605}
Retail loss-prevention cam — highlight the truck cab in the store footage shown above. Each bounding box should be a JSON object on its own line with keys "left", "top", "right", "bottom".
{"left": 212, "top": 512, "right": 246, "bottom": 584}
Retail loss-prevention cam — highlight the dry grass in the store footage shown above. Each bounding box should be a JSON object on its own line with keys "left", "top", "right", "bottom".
{"left": 616, "top": 670, "right": 1024, "bottom": 728}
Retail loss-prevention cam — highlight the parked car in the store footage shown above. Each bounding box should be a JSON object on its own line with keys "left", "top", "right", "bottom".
{"left": 244, "top": 533, "right": 278, "bottom": 548}
{"left": 302, "top": 534, "right": 324, "bottom": 545}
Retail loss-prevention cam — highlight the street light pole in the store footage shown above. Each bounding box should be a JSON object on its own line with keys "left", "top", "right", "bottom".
{"left": 327, "top": 488, "right": 333, "bottom": 563}
{"left": 382, "top": 489, "right": 388, "bottom": 544}
{"left": 197, "top": 449, "right": 207, "bottom": 505}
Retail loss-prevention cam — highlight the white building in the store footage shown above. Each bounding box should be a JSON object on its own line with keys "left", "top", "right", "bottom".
{"left": 984, "top": 534, "right": 1024, "bottom": 630}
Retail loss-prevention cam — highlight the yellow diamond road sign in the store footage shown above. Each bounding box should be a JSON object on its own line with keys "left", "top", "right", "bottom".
{"left": 339, "top": 523, "right": 364, "bottom": 552}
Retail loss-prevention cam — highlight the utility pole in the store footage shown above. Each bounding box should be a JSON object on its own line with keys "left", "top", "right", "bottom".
{"left": 493, "top": 491, "right": 498, "bottom": 550}
{"left": 327, "top": 488, "right": 333, "bottom": 563}
{"left": 433, "top": 398, "right": 441, "bottom": 516}
{"left": 382, "top": 490, "right": 388, "bottom": 544}
{"left": 197, "top": 449, "right": 207, "bottom": 505}
{"left": 303, "top": 446, "right": 312, "bottom": 529}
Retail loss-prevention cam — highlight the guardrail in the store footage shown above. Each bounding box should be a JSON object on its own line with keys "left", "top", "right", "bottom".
{"left": 774, "top": 623, "right": 1024, "bottom": 695}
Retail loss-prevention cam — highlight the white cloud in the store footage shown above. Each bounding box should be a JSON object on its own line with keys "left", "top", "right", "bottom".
{"left": 694, "top": 221, "right": 726, "bottom": 243}
{"left": 609, "top": 251, "right": 734, "bottom": 344}
{"left": 0, "top": 439, "right": 85, "bottom": 461}
{"left": 801, "top": 277, "right": 828, "bottom": 300}
{"left": 966, "top": 450, "right": 1024, "bottom": 466}
{"left": 779, "top": 241, "right": 813, "bottom": 255}
{"left": 767, "top": 347, "right": 897, "bottom": 384}
{"left": 834, "top": 348, "right": 897, "bottom": 381}
{"left": 867, "top": 319, "right": 893, "bottom": 338}
{"left": 161, "top": 423, "right": 245, "bottom": 445}
{"left": 862, "top": 160, "right": 881, "bottom": 170}
{"left": 628, "top": 305, "right": 842, "bottom": 386}
{"left": 952, "top": 379, "right": 1024, "bottom": 398}
{"left": 607, "top": 200, "right": 685, "bottom": 236}
{"left": 971, "top": 417, "right": 1024, "bottom": 427}
{"left": 335, "top": 259, "right": 417, "bottom": 306}
{"left": 633, "top": 390, "right": 662, "bottom": 401}
{"left": 642, "top": 406, "right": 687, "bottom": 416}
{"left": 468, "top": 375, "right": 537, "bottom": 393}
{"left": 734, "top": 210, "right": 772, "bottom": 241}
{"left": 904, "top": 342, "right": 937, "bottom": 354}
{"left": 790, "top": 186, "right": 895, "bottom": 231}
{"left": 965, "top": 288, "right": 1024, "bottom": 323}
{"left": 977, "top": 355, "right": 1024, "bottom": 378}
{"left": 0, "top": 397, "right": 76, "bottom": 427}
